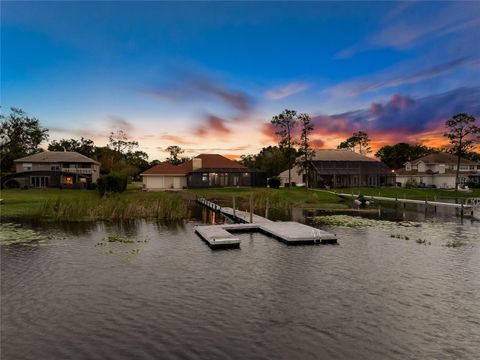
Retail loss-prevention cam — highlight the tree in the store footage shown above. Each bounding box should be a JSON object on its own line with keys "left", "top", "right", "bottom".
{"left": 271, "top": 109, "right": 298, "bottom": 186}
{"left": 240, "top": 146, "right": 299, "bottom": 178}
{"left": 338, "top": 131, "right": 371, "bottom": 154}
{"left": 296, "top": 113, "right": 315, "bottom": 188}
{"left": 444, "top": 113, "right": 480, "bottom": 193}
{"left": 0, "top": 108, "right": 49, "bottom": 172}
{"left": 165, "top": 145, "right": 186, "bottom": 165}
{"left": 48, "top": 137, "right": 96, "bottom": 158}
{"left": 125, "top": 150, "right": 150, "bottom": 178}
{"left": 108, "top": 130, "right": 139, "bottom": 155}
{"left": 375, "top": 143, "right": 436, "bottom": 169}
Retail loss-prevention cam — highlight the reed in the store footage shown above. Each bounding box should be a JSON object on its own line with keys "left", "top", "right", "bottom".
{"left": 37, "top": 193, "right": 188, "bottom": 221}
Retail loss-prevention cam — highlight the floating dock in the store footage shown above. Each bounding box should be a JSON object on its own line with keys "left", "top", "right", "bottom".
{"left": 195, "top": 198, "right": 337, "bottom": 249}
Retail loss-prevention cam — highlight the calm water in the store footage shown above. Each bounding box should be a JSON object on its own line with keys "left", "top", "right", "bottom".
{"left": 1, "top": 208, "right": 480, "bottom": 360}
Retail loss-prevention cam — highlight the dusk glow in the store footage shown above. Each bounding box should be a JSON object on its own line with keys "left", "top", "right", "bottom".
{"left": 2, "top": 1, "right": 479, "bottom": 160}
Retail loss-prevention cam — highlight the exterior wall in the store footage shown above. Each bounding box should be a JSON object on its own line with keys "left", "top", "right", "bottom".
{"left": 396, "top": 175, "right": 459, "bottom": 189}
{"left": 187, "top": 171, "right": 266, "bottom": 188}
{"left": 278, "top": 166, "right": 304, "bottom": 186}
{"left": 14, "top": 162, "right": 99, "bottom": 182}
{"left": 143, "top": 175, "right": 186, "bottom": 190}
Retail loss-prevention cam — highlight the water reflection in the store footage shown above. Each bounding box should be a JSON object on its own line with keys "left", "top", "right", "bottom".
{"left": 1, "top": 206, "right": 479, "bottom": 360}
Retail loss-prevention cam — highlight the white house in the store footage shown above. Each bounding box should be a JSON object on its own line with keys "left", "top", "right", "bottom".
{"left": 395, "top": 153, "right": 480, "bottom": 189}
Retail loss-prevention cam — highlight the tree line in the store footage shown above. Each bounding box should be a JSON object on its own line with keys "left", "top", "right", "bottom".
{"left": 0, "top": 108, "right": 161, "bottom": 178}
{"left": 1, "top": 107, "right": 478, "bottom": 191}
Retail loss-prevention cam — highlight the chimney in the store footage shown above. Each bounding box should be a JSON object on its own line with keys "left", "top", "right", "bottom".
{"left": 192, "top": 157, "right": 202, "bottom": 170}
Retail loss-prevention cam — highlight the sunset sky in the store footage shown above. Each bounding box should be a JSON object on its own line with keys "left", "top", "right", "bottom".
{"left": 2, "top": 1, "right": 480, "bottom": 160}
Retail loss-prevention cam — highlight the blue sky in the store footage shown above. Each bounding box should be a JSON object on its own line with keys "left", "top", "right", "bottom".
{"left": 2, "top": 1, "right": 479, "bottom": 159}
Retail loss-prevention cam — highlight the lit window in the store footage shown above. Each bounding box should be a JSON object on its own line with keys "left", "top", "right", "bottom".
{"left": 64, "top": 176, "right": 73, "bottom": 185}
{"left": 202, "top": 173, "right": 208, "bottom": 182}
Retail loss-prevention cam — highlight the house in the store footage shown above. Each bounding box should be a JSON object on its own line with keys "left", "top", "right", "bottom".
{"left": 395, "top": 153, "right": 480, "bottom": 189}
{"left": 141, "top": 154, "right": 266, "bottom": 190}
{"left": 278, "top": 149, "right": 393, "bottom": 188}
{"left": 1, "top": 151, "right": 100, "bottom": 189}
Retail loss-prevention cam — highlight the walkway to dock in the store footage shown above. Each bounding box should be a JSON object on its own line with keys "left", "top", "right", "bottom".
{"left": 195, "top": 198, "right": 337, "bottom": 249}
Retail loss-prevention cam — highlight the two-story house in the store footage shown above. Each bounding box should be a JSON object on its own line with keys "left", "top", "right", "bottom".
{"left": 1, "top": 151, "right": 100, "bottom": 189}
{"left": 395, "top": 153, "right": 480, "bottom": 189}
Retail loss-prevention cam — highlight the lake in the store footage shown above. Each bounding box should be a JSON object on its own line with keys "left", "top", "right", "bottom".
{"left": 1, "top": 206, "right": 479, "bottom": 360}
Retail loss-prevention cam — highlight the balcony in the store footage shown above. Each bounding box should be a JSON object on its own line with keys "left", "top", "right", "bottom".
{"left": 61, "top": 168, "right": 95, "bottom": 174}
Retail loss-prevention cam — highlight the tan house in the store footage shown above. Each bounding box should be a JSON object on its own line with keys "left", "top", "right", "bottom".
{"left": 1, "top": 151, "right": 100, "bottom": 189}
{"left": 279, "top": 149, "right": 393, "bottom": 187}
{"left": 395, "top": 153, "right": 480, "bottom": 189}
{"left": 141, "top": 154, "right": 266, "bottom": 190}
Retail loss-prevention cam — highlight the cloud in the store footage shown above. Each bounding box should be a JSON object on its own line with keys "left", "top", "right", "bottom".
{"left": 194, "top": 114, "right": 231, "bottom": 137}
{"left": 159, "top": 134, "right": 195, "bottom": 145}
{"left": 314, "top": 87, "right": 480, "bottom": 137}
{"left": 265, "top": 82, "right": 309, "bottom": 100}
{"left": 106, "top": 116, "right": 134, "bottom": 132}
{"left": 335, "top": 3, "right": 480, "bottom": 58}
{"left": 324, "top": 57, "right": 479, "bottom": 97}
{"left": 262, "top": 86, "right": 480, "bottom": 150}
{"left": 142, "top": 69, "right": 253, "bottom": 114}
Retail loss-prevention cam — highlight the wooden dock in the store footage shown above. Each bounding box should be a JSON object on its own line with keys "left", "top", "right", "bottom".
{"left": 335, "top": 192, "right": 480, "bottom": 220}
{"left": 195, "top": 198, "right": 338, "bottom": 248}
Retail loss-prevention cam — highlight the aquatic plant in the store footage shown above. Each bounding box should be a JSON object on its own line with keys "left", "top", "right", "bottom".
{"left": 0, "top": 223, "right": 46, "bottom": 246}
{"left": 106, "top": 235, "right": 134, "bottom": 243}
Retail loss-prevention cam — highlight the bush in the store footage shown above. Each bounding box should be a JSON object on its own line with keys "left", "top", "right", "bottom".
{"left": 267, "top": 176, "right": 281, "bottom": 189}
{"left": 86, "top": 182, "right": 97, "bottom": 190}
{"left": 97, "top": 172, "right": 128, "bottom": 196}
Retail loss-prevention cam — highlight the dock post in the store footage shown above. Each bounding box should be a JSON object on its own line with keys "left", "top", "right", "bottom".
{"left": 461, "top": 200, "right": 464, "bottom": 219}
{"left": 425, "top": 198, "right": 428, "bottom": 215}
{"left": 249, "top": 194, "right": 253, "bottom": 223}
{"left": 233, "top": 196, "right": 236, "bottom": 219}
{"left": 265, "top": 198, "right": 269, "bottom": 219}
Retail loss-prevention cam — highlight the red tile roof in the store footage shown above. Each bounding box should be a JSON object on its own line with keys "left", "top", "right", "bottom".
{"left": 141, "top": 154, "right": 246, "bottom": 176}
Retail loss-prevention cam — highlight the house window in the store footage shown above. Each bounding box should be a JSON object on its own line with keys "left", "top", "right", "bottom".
{"left": 64, "top": 176, "right": 74, "bottom": 185}
{"left": 201, "top": 173, "right": 208, "bottom": 182}
{"left": 51, "top": 164, "right": 60, "bottom": 171}
{"left": 232, "top": 174, "right": 239, "bottom": 186}
{"left": 470, "top": 165, "right": 475, "bottom": 170}
{"left": 30, "top": 176, "right": 49, "bottom": 188}
{"left": 22, "top": 163, "right": 32, "bottom": 171}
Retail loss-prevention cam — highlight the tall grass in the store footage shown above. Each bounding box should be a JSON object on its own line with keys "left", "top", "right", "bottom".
{"left": 37, "top": 193, "right": 188, "bottom": 221}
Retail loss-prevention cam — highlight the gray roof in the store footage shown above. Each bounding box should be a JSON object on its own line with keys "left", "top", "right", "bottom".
{"left": 14, "top": 151, "right": 100, "bottom": 164}
{"left": 311, "top": 149, "right": 378, "bottom": 162}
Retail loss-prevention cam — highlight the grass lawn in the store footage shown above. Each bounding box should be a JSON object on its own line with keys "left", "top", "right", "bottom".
{"left": 187, "top": 187, "right": 347, "bottom": 210}
{"left": 334, "top": 187, "right": 480, "bottom": 201}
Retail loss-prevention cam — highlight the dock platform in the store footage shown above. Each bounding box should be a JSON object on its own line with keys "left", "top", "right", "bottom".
{"left": 195, "top": 198, "right": 338, "bottom": 248}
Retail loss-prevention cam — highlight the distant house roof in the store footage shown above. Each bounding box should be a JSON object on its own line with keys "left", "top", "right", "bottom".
{"left": 141, "top": 154, "right": 246, "bottom": 176}
{"left": 311, "top": 149, "right": 378, "bottom": 162}
{"left": 410, "top": 152, "right": 478, "bottom": 165}
{"left": 14, "top": 151, "right": 100, "bottom": 165}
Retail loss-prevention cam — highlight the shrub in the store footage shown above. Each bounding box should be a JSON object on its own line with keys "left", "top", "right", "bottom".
{"left": 268, "top": 176, "right": 281, "bottom": 189}
{"left": 97, "top": 172, "right": 128, "bottom": 196}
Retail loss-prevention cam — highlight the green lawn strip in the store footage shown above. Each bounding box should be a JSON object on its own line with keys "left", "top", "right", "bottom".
{"left": 187, "top": 187, "right": 346, "bottom": 209}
